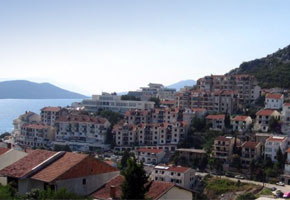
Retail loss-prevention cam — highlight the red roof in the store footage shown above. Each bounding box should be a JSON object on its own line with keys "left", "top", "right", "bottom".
{"left": 191, "top": 108, "right": 207, "bottom": 112}
{"left": 0, "top": 147, "right": 10, "bottom": 156}
{"left": 256, "top": 109, "right": 277, "bottom": 116}
{"left": 215, "top": 136, "right": 232, "bottom": 142}
{"left": 155, "top": 165, "right": 189, "bottom": 173}
{"left": 266, "top": 93, "right": 283, "bottom": 100}
{"left": 232, "top": 116, "right": 250, "bottom": 121}
{"left": 206, "top": 114, "right": 225, "bottom": 120}
{"left": 41, "top": 107, "right": 61, "bottom": 112}
{"left": 91, "top": 175, "right": 175, "bottom": 200}
{"left": 0, "top": 150, "right": 56, "bottom": 178}
{"left": 284, "top": 103, "right": 290, "bottom": 107}
{"left": 32, "top": 153, "right": 118, "bottom": 182}
{"left": 241, "top": 141, "right": 260, "bottom": 149}
{"left": 267, "top": 136, "right": 287, "bottom": 143}
{"left": 137, "top": 148, "right": 163, "bottom": 154}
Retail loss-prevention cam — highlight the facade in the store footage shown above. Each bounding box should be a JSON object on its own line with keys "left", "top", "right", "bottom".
{"left": 152, "top": 165, "right": 195, "bottom": 189}
{"left": 41, "top": 107, "right": 68, "bottom": 126}
{"left": 12, "top": 111, "right": 41, "bottom": 136}
{"left": 134, "top": 148, "right": 165, "bottom": 165}
{"left": 231, "top": 115, "right": 252, "bottom": 133}
{"left": 281, "top": 103, "right": 290, "bottom": 135}
{"left": 182, "top": 108, "right": 207, "bottom": 124}
{"left": 0, "top": 150, "right": 119, "bottom": 196}
{"left": 254, "top": 109, "right": 281, "bottom": 132}
{"left": 264, "top": 136, "right": 288, "bottom": 162}
{"left": 265, "top": 93, "right": 284, "bottom": 110}
{"left": 281, "top": 148, "right": 290, "bottom": 185}
{"left": 212, "top": 136, "right": 239, "bottom": 163}
{"left": 176, "top": 148, "right": 206, "bottom": 162}
{"left": 16, "top": 124, "right": 55, "bottom": 148}
{"left": 113, "top": 121, "right": 187, "bottom": 147}
{"left": 240, "top": 141, "right": 262, "bottom": 167}
{"left": 82, "top": 93, "right": 155, "bottom": 113}
{"left": 54, "top": 114, "right": 111, "bottom": 152}
{"left": 205, "top": 114, "right": 225, "bottom": 131}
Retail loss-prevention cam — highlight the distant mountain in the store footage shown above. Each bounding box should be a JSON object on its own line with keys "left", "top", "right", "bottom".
{"left": 229, "top": 44, "right": 290, "bottom": 88}
{"left": 0, "top": 80, "right": 88, "bottom": 99}
{"left": 167, "top": 80, "right": 196, "bottom": 91}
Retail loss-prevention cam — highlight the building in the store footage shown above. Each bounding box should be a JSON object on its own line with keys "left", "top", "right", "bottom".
{"left": 212, "top": 136, "right": 239, "bottom": 163}
{"left": 264, "top": 136, "right": 288, "bottom": 162}
{"left": 0, "top": 150, "right": 119, "bottom": 195}
{"left": 175, "top": 148, "right": 206, "bottom": 162}
{"left": 281, "top": 148, "right": 290, "bottom": 185}
{"left": 265, "top": 93, "right": 284, "bottom": 110}
{"left": 16, "top": 124, "right": 55, "bottom": 148}
{"left": 82, "top": 93, "right": 155, "bottom": 113}
{"left": 281, "top": 103, "right": 290, "bottom": 135}
{"left": 12, "top": 111, "right": 41, "bottom": 136}
{"left": 91, "top": 175, "right": 193, "bottom": 200}
{"left": 182, "top": 108, "right": 207, "bottom": 124}
{"left": 254, "top": 109, "right": 281, "bottom": 132}
{"left": 54, "top": 114, "right": 111, "bottom": 152}
{"left": 231, "top": 115, "right": 252, "bottom": 133}
{"left": 205, "top": 114, "right": 225, "bottom": 131}
{"left": 41, "top": 107, "right": 68, "bottom": 126}
{"left": 240, "top": 142, "right": 262, "bottom": 167}
{"left": 151, "top": 165, "right": 195, "bottom": 189}
{"left": 134, "top": 148, "right": 166, "bottom": 165}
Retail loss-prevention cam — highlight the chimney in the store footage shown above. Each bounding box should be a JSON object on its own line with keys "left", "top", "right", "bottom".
{"left": 110, "top": 185, "right": 116, "bottom": 199}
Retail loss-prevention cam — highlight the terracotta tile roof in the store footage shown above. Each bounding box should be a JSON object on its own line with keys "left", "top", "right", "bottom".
{"left": 91, "top": 175, "right": 175, "bottom": 200}
{"left": 241, "top": 141, "right": 260, "bottom": 149}
{"left": 232, "top": 115, "right": 250, "bottom": 121}
{"left": 267, "top": 136, "right": 287, "bottom": 143}
{"left": 256, "top": 109, "right": 277, "bottom": 116}
{"left": 155, "top": 165, "right": 190, "bottom": 173}
{"left": 136, "top": 148, "right": 163, "bottom": 154}
{"left": 0, "top": 147, "right": 10, "bottom": 156}
{"left": 215, "top": 136, "right": 232, "bottom": 142}
{"left": 266, "top": 93, "right": 283, "bottom": 99}
{"left": 206, "top": 114, "right": 225, "bottom": 120}
{"left": 284, "top": 103, "right": 290, "bottom": 107}
{"left": 21, "top": 123, "right": 50, "bottom": 129}
{"left": 41, "top": 107, "right": 61, "bottom": 112}
{"left": 32, "top": 154, "right": 118, "bottom": 182}
{"left": 191, "top": 108, "right": 207, "bottom": 112}
{"left": 0, "top": 150, "right": 56, "bottom": 178}
{"left": 57, "top": 114, "right": 108, "bottom": 124}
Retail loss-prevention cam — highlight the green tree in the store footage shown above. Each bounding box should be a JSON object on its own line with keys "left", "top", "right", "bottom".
{"left": 269, "top": 117, "right": 280, "bottom": 133}
{"left": 191, "top": 117, "right": 206, "bottom": 131}
{"left": 276, "top": 147, "right": 284, "bottom": 169}
{"left": 121, "top": 158, "right": 150, "bottom": 200}
{"left": 224, "top": 114, "right": 231, "bottom": 129}
{"left": 120, "top": 150, "right": 130, "bottom": 170}
{"left": 148, "top": 97, "right": 160, "bottom": 108}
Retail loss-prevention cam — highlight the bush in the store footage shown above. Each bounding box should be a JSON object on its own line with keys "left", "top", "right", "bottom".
{"left": 237, "top": 192, "right": 255, "bottom": 200}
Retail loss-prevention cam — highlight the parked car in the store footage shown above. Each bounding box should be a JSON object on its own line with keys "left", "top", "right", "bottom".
{"left": 276, "top": 181, "right": 285, "bottom": 186}
{"left": 272, "top": 190, "right": 283, "bottom": 198}
{"left": 283, "top": 192, "right": 290, "bottom": 198}
{"left": 270, "top": 187, "right": 277, "bottom": 191}
{"left": 234, "top": 175, "right": 245, "bottom": 179}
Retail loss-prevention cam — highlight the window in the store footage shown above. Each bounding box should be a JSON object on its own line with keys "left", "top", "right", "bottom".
{"left": 82, "top": 179, "right": 86, "bottom": 185}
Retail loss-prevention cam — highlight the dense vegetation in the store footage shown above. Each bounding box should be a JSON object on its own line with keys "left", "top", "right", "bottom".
{"left": 229, "top": 44, "right": 290, "bottom": 88}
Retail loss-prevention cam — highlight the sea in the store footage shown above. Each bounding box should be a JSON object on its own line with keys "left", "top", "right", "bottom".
{"left": 0, "top": 99, "right": 82, "bottom": 134}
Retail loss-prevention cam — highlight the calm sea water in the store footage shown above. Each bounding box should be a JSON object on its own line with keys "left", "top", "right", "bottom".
{"left": 0, "top": 99, "right": 81, "bottom": 134}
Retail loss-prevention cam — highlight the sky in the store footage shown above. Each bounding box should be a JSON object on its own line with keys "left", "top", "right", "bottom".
{"left": 1, "top": 0, "right": 290, "bottom": 96}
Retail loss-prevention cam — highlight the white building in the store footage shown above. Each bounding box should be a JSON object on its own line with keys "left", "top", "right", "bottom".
{"left": 205, "top": 114, "right": 225, "bottom": 131}
{"left": 134, "top": 148, "right": 165, "bottom": 165}
{"left": 264, "top": 136, "right": 287, "bottom": 162}
{"left": 12, "top": 111, "right": 41, "bottom": 136}
{"left": 282, "top": 148, "right": 290, "bottom": 185}
{"left": 41, "top": 107, "right": 68, "bottom": 126}
{"left": 282, "top": 103, "right": 290, "bottom": 135}
{"left": 254, "top": 109, "right": 280, "bottom": 132}
{"left": 55, "top": 114, "right": 111, "bottom": 152}
{"left": 231, "top": 115, "right": 252, "bottom": 133}
{"left": 265, "top": 93, "right": 284, "bottom": 110}
{"left": 82, "top": 93, "right": 155, "bottom": 113}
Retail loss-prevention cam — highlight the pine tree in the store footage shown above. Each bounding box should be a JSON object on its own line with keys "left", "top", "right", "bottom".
{"left": 276, "top": 147, "right": 284, "bottom": 169}
{"left": 121, "top": 158, "right": 150, "bottom": 200}
{"left": 120, "top": 150, "right": 130, "bottom": 170}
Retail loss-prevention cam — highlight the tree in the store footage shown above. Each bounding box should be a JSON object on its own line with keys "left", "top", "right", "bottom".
{"left": 276, "top": 147, "right": 284, "bottom": 169}
{"left": 269, "top": 117, "right": 280, "bottom": 133}
{"left": 121, "top": 158, "right": 150, "bottom": 200}
{"left": 224, "top": 113, "right": 231, "bottom": 129}
{"left": 191, "top": 117, "right": 206, "bottom": 131}
{"left": 120, "top": 150, "right": 131, "bottom": 170}
{"left": 148, "top": 97, "right": 160, "bottom": 108}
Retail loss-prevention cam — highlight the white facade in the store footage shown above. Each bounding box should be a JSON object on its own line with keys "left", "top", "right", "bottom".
{"left": 12, "top": 112, "right": 41, "bottom": 136}
{"left": 134, "top": 148, "right": 165, "bottom": 165}
{"left": 151, "top": 165, "right": 195, "bottom": 189}
{"left": 264, "top": 136, "right": 287, "bottom": 162}
{"left": 265, "top": 93, "right": 284, "bottom": 110}
{"left": 231, "top": 116, "right": 252, "bottom": 133}
{"left": 254, "top": 109, "right": 281, "bottom": 132}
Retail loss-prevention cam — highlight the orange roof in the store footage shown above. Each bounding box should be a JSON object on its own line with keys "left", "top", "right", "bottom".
{"left": 191, "top": 108, "right": 207, "bottom": 112}
{"left": 256, "top": 109, "right": 277, "bottom": 116}
{"left": 206, "top": 114, "right": 225, "bottom": 120}
{"left": 41, "top": 107, "right": 61, "bottom": 112}
{"left": 232, "top": 115, "right": 250, "bottom": 121}
{"left": 155, "top": 165, "right": 189, "bottom": 173}
{"left": 0, "top": 147, "right": 10, "bottom": 156}
{"left": 91, "top": 175, "right": 175, "bottom": 200}
{"left": 284, "top": 103, "right": 290, "bottom": 107}
{"left": 267, "top": 136, "right": 287, "bottom": 143}
{"left": 215, "top": 136, "right": 232, "bottom": 142}
{"left": 241, "top": 141, "right": 259, "bottom": 149}
{"left": 266, "top": 93, "right": 283, "bottom": 99}
{"left": 137, "top": 148, "right": 163, "bottom": 154}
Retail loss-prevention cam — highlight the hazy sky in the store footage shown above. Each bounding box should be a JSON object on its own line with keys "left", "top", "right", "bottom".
{"left": 1, "top": 0, "right": 290, "bottom": 95}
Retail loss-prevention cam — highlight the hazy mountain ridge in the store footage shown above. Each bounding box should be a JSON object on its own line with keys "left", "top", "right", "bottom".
{"left": 0, "top": 80, "right": 87, "bottom": 99}
{"left": 166, "top": 80, "right": 196, "bottom": 91}
{"left": 229, "top": 44, "right": 290, "bottom": 88}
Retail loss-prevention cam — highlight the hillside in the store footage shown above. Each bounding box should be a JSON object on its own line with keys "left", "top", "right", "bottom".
{"left": 167, "top": 80, "right": 196, "bottom": 91}
{"left": 0, "top": 80, "right": 87, "bottom": 99}
{"left": 229, "top": 45, "right": 290, "bottom": 88}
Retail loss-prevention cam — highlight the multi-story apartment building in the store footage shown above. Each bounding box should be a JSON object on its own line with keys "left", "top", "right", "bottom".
{"left": 254, "top": 109, "right": 281, "bottom": 132}
{"left": 196, "top": 74, "right": 261, "bottom": 107}
{"left": 13, "top": 111, "right": 41, "bottom": 136}
{"left": 282, "top": 148, "right": 290, "bottom": 185}
{"left": 231, "top": 115, "right": 252, "bottom": 133}
{"left": 82, "top": 93, "right": 155, "bottom": 113}
{"left": 264, "top": 136, "right": 288, "bottom": 162}
{"left": 182, "top": 108, "right": 207, "bottom": 124}
{"left": 41, "top": 107, "right": 68, "bottom": 126}
{"left": 212, "top": 136, "right": 239, "bottom": 163}
{"left": 54, "top": 114, "right": 110, "bottom": 152}
{"left": 113, "top": 121, "right": 187, "bottom": 147}
{"left": 205, "top": 114, "right": 225, "bottom": 131}
{"left": 240, "top": 141, "right": 262, "bottom": 167}
{"left": 265, "top": 93, "right": 284, "bottom": 110}
{"left": 152, "top": 164, "right": 195, "bottom": 189}
{"left": 175, "top": 90, "right": 192, "bottom": 109}
{"left": 281, "top": 103, "right": 290, "bottom": 135}
{"left": 16, "top": 124, "right": 55, "bottom": 148}
{"left": 134, "top": 148, "right": 165, "bottom": 165}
